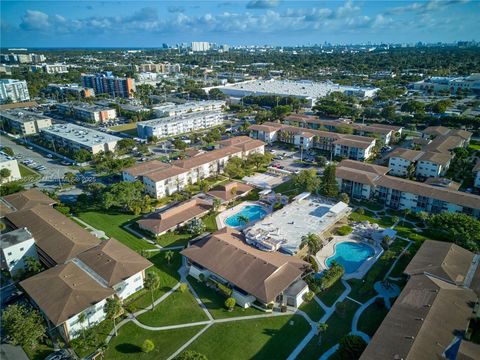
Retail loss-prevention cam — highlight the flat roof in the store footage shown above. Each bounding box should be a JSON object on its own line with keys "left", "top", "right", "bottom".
{"left": 244, "top": 196, "right": 351, "bottom": 254}
{"left": 138, "top": 110, "right": 222, "bottom": 128}
{"left": 153, "top": 100, "right": 225, "bottom": 112}
{"left": 0, "top": 109, "right": 51, "bottom": 123}
{"left": 41, "top": 123, "right": 121, "bottom": 147}
{"left": 0, "top": 227, "right": 33, "bottom": 248}
{"left": 213, "top": 79, "right": 378, "bottom": 99}
{"left": 57, "top": 102, "right": 113, "bottom": 112}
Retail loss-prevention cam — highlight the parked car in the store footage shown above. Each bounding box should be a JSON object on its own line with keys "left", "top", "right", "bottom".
{"left": 47, "top": 154, "right": 53, "bottom": 158}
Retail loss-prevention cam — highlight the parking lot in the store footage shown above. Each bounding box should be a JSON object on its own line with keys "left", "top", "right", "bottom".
{"left": 1, "top": 135, "right": 77, "bottom": 190}
{"left": 266, "top": 145, "right": 322, "bottom": 174}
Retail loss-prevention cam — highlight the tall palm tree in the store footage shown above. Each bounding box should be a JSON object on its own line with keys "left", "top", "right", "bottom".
{"left": 144, "top": 272, "right": 161, "bottom": 309}
{"left": 104, "top": 297, "right": 123, "bottom": 337}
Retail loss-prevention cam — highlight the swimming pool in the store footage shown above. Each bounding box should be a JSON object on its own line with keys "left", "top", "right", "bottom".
{"left": 326, "top": 242, "right": 375, "bottom": 274}
{"left": 225, "top": 205, "right": 267, "bottom": 228}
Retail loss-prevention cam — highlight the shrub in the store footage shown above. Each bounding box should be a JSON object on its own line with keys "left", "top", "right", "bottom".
{"left": 306, "top": 255, "right": 319, "bottom": 273}
{"left": 356, "top": 207, "right": 365, "bottom": 215}
{"left": 199, "top": 273, "right": 205, "bottom": 282}
{"left": 175, "top": 351, "right": 208, "bottom": 360}
{"left": 178, "top": 283, "right": 188, "bottom": 293}
{"left": 142, "top": 339, "right": 155, "bottom": 353}
{"left": 336, "top": 225, "right": 353, "bottom": 236}
{"left": 217, "top": 282, "right": 232, "bottom": 297}
{"left": 303, "top": 291, "right": 314, "bottom": 302}
{"left": 334, "top": 335, "right": 367, "bottom": 359}
{"left": 225, "top": 297, "right": 236, "bottom": 311}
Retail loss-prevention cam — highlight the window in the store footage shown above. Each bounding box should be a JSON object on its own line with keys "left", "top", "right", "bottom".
{"left": 20, "top": 247, "right": 24, "bottom": 251}
{"left": 7, "top": 252, "right": 12, "bottom": 256}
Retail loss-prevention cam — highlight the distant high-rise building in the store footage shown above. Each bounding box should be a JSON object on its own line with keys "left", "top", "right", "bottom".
{"left": 139, "top": 63, "right": 180, "bottom": 74}
{"left": 0, "top": 79, "right": 30, "bottom": 104}
{"left": 191, "top": 42, "right": 210, "bottom": 52}
{"left": 81, "top": 72, "right": 136, "bottom": 98}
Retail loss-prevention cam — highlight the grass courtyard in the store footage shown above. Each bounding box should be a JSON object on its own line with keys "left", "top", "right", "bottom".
{"left": 77, "top": 210, "right": 154, "bottom": 251}
{"left": 186, "top": 315, "right": 311, "bottom": 360}
{"left": 110, "top": 123, "right": 138, "bottom": 136}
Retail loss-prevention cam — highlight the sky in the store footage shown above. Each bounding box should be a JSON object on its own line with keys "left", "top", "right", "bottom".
{"left": 1, "top": 0, "right": 479, "bottom": 48}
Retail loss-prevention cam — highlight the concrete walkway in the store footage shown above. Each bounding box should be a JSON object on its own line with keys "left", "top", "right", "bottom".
{"left": 71, "top": 216, "right": 107, "bottom": 239}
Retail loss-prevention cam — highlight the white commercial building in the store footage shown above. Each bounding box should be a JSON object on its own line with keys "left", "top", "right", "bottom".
{"left": 152, "top": 100, "right": 225, "bottom": 117}
{"left": 31, "top": 64, "right": 68, "bottom": 74}
{"left": 208, "top": 79, "right": 379, "bottom": 107}
{"left": 41, "top": 123, "right": 121, "bottom": 154}
{"left": 0, "top": 153, "right": 21, "bottom": 183}
{"left": 137, "top": 110, "right": 224, "bottom": 139}
{"left": 411, "top": 73, "right": 480, "bottom": 93}
{"left": 192, "top": 42, "right": 210, "bottom": 52}
{"left": 0, "top": 228, "right": 37, "bottom": 277}
{"left": 0, "top": 79, "right": 30, "bottom": 104}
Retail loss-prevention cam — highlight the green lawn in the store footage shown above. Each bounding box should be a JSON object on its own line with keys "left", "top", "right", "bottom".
{"left": 77, "top": 210, "right": 154, "bottom": 251}
{"left": 357, "top": 302, "right": 390, "bottom": 337}
{"left": 395, "top": 224, "right": 431, "bottom": 242}
{"left": 110, "top": 123, "right": 138, "bottom": 136}
{"left": 188, "top": 276, "right": 264, "bottom": 319}
{"left": 316, "top": 280, "right": 346, "bottom": 307}
{"left": 72, "top": 318, "right": 115, "bottom": 358}
{"left": 297, "top": 300, "right": 360, "bottom": 359}
{"left": 389, "top": 240, "right": 423, "bottom": 278}
{"left": 23, "top": 343, "right": 54, "bottom": 360}
{"left": 300, "top": 299, "right": 325, "bottom": 322}
{"left": 186, "top": 315, "right": 310, "bottom": 360}
{"left": 125, "top": 251, "right": 182, "bottom": 311}
{"left": 348, "top": 239, "right": 407, "bottom": 303}
{"left": 348, "top": 209, "right": 377, "bottom": 223}
{"left": 137, "top": 287, "right": 208, "bottom": 327}
{"left": 202, "top": 212, "right": 218, "bottom": 232}
{"left": 18, "top": 164, "right": 41, "bottom": 182}
{"left": 104, "top": 322, "right": 203, "bottom": 360}
{"left": 156, "top": 231, "right": 192, "bottom": 247}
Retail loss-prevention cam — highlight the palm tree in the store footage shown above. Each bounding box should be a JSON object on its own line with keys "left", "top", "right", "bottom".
{"left": 104, "top": 297, "right": 123, "bottom": 337}
{"left": 238, "top": 215, "right": 250, "bottom": 226}
{"left": 78, "top": 312, "right": 87, "bottom": 340}
{"left": 300, "top": 233, "right": 322, "bottom": 256}
{"left": 164, "top": 250, "right": 174, "bottom": 264}
{"left": 144, "top": 272, "right": 161, "bottom": 309}
{"left": 317, "top": 323, "right": 328, "bottom": 344}
{"left": 212, "top": 198, "right": 222, "bottom": 212}
{"left": 403, "top": 208, "right": 411, "bottom": 225}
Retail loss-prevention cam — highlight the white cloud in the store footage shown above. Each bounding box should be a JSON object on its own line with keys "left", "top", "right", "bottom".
{"left": 20, "top": 10, "right": 50, "bottom": 30}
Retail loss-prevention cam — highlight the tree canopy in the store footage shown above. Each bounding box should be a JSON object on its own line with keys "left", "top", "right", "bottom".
{"left": 427, "top": 213, "right": 480, "bottom": 252}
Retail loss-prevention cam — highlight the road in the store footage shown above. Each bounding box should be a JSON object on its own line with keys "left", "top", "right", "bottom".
{"left": 1, "top": 135, "right": 77, "bottom": 190}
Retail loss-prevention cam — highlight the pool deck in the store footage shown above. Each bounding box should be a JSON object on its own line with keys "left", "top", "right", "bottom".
{"left": 215, "top": 201, "right": 271, "bottom": 230}
{"left": 316, "top": 236, "right": 383, "bottom": 280}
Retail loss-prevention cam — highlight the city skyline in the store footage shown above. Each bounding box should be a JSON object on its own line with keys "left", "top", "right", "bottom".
{"left": 1, "top": 0, "right": 479, "bottom": 48}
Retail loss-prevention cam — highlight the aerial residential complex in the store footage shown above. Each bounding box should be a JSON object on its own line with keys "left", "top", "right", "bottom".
{"left": 182, "top": 227, "right": 310, "bottom": 308}
{"left": 123, "top": 136, "right": 265, "bottom": 199}
{"left": 0, "top": 189, "right": 152, "bottom": 341}
{"left": 249, "top": 121, "right": 377, "bottom": 161}
{"left": 40, "top": 123, "right": 121, "bottom": 154}
{"left": 137, "top": 110, "right": 224, "bottom": 139}
{"left": 81, "top": 72, "right": 136, "bottom": 99}
{"left": 335, "top": 160, "right": 480, "bottom": 217}
{"left": 152, "top": 100, "right": 225, "bottom": 117}
{"left": 56, "top": 102, "right": 117, "bottom": 123}
{"left": 0, "top": 109, "right": 52, "bottom": 135}
{"left": 0, "top": 79, "right": 30, "bottom": 104}
{"left": 411, "top": 73, "right": 480, "bottom": 93}
{"left": 208, "top": 79, "right": 379, "bottom": 107}
{"left": 361, "top": 240, "right": 480, "bottom": 359}
{"left": 387, "top": 126, "right": 472, "bottom": 178}
{"left": 283, "top": 114, "right": 403, "bottom": 145}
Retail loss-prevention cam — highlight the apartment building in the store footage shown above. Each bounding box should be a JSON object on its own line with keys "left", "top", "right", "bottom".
{"left": 0, "top": 228, "right": 37, "bottom": 277}
{"left": 284, "top": 114, "right": 403, "bottom": 145}
{"left": 56, "top": 102, "right": 117, "bottom": 123}
{"left": 1, "top": 189, "right": 152, "bottom": 341}
{"left": 31, "top": 64, "right": 68, "bottom": 74}
{"left": 81, "top": 72, "right": 136, "bottom": 99}
{"left": 192, "top": 42, "right": 210, "bottom": 52}
{"left": 123, "top": 136, "right": 265, "bottom": 199}
{"left": 0, "top": 153, "right": 21, "bottom": 183}
{"left": 152, "top": 100, "right": 225, "bottom": 117}
{"left": 335, "top": 159, "right": 480, "bottom": 217}
{"left": 411, "top": 73, "right": 480, "bottom": 94}
{"left": 386, "top": 126, "right": 471, "bottom": 179}
{"left": 137, "top": 110, "right": 224, "bottom": 139}
{"left": 0, "top": 109, "right": 52, "bottom": 135}
{"left": 40, "top": 123, "right": 121, "bottom": 154}
{"left": 139, "top": 62, "right": 180, "bottom": 74}
{"left": 0, "top": 79, "right": 30, "bottom": 104}
{"left": 249, "top": 122, "right": 376, "bottom": 161}
{"left": 45, "top": 84, "right": 95, "bottom": 98}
